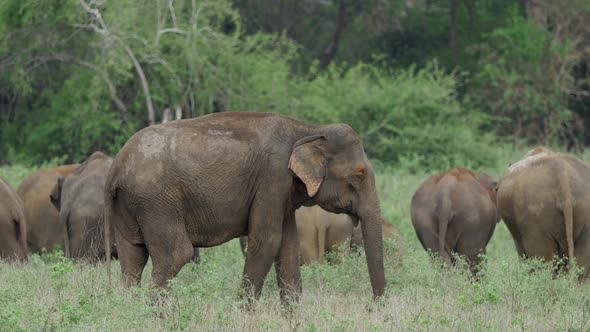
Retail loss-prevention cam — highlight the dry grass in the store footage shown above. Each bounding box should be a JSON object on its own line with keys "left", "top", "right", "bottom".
{"left": 1, "top": 153, "right": 590, "bottom": 331}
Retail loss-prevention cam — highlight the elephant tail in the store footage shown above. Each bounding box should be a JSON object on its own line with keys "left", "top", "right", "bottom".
{"left": 104, "top": 189, "right": 113, "bottom": 285}
{"left": 13, "top": 208, "right": 28, "bottom": 261}
{"left": 435, "top": 188, "right": 454, "bottom": 264}
{"left": 560, "top": 169, "right": 575, "bottom": 263}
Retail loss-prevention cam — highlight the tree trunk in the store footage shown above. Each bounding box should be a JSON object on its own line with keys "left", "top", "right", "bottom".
{"left": 319, "top": 0, "right": 347, "bottom": 70}
{"left": 522, "top": 0, "right": 548, "bottom": 26}
{"left": 463, "top": 0, "right": 477, "bottom": 28}
{"left": 124, "top": 46, "right": 155, "bottom": 126}
{"left": 449, "top": 0, "right": 458, "bottom": 48}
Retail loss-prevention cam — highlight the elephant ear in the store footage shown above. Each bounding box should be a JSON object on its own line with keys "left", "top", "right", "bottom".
{"left": 50, "top": 175, "right": 65, "bottom": 211}
{"left": 474, "top": 173, "right": 496, "bottom": 191}
{"left": 289, "top": 135, "right": 327, "bottom": 197}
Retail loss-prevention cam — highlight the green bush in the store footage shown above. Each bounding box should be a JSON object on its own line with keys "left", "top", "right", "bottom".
{"left": 292, "top": 61, "right": 497, "bottom": 170}
{"left": 469, "top": 8, "right": 577, "bottom": 144}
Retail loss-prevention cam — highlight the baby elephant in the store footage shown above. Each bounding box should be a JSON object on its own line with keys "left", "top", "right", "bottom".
{"left": 50, "top": 151, "right": 114, "bottom": 261}
{"left": 296, "top": 205, "right": 357, "bottom": 264}
{"left": 297, "top": 206, "right": 404, "bottom": 265}
{"left": 411, "top": 168, "right": 498, "bottom": 271}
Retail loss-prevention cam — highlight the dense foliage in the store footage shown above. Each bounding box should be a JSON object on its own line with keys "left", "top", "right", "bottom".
{"left": 0, "top": 0, "right": 589, "bottom": 167}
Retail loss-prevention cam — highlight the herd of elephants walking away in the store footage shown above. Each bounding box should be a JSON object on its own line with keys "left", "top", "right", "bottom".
{"left": 1, "top": 112, "right": 590, "bottom": 305}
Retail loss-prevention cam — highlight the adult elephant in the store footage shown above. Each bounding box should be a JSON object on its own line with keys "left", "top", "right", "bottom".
{"left": 0, "top": 177, "right": 27, "bottom": 261}
{"left": 411, "top": 168, "right": 498, "bottom": 272}
{"left": 17, "top": 164, "right": 79, "bottom": 253}
{"left": 104, "top": 112, "right": 386, "bottom": 303}
{"left": 51, "top": 152, "right": 114, "bottom": 261}
{"left": 497, "top": 147, "right": 590, "bottom": 279}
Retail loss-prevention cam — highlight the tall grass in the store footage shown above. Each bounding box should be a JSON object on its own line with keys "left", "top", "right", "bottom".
{"left": 1, "top": 147, "right": 590, "bottom": 330}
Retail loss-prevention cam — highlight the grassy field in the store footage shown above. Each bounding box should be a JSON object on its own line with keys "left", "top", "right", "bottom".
{"left": 2, "top": 148, "right": 590, "bottom": 331}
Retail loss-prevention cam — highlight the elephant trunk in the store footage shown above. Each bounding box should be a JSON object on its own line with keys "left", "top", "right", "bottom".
{"left": 359, "top": 190, "right": 386, "bottom": 298}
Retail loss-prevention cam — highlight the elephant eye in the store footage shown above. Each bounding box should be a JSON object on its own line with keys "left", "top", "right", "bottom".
{"left": 348, "top": 167, "right": 366, "bottom": 188}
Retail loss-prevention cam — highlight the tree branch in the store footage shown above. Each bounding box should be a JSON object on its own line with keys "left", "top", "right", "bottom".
{"left": 124, "top": 46, "right": 155, "bottom": 125}
{"left": 32, "top": 52, "right": 128, "bottom": 120}
{"left": 80, "top": 0, "right": 155, "bottom": 125}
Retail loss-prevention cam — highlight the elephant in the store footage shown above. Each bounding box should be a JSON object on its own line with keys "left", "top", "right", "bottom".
{"left": 295, "top": 205, "right": 357, "bottom": 264}
{"left": 293, "top": 205, "right": 404, "bottom": 265}
{"left": 17, "top": 164, "right": 79, "bottom": 253}
{"left": 50, "top": 152, "right": 115, "bottom": 261}
{"left": 0, "top": 177, "right": 27, "bottom": 261}
{"left": 497, "top": 146, "right": 590, "bottom": 279}
{"left": 411, "top": 168, "right": 498, "bottom": 272}
{"left": 104, "top": 111, "right": 386, "bottom": 304}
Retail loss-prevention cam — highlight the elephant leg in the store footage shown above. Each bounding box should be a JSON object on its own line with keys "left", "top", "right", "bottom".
{"left": 502, "top": 218, "right": 525, "bottom": 257}
{"left": 455, "top": 236, "right": 486, "bottom": 274}
{"left": 115, "top": 228, "right": 148, "bottom": 287}
{"left": 413, "top": 217, "right": 452, "bottom": 265}
{"left": 141, "top": 211, "right": 193, "bottom": 288}
{"left": 191, "top": 247, "right": 201, "bottom": 264}
{"left": 455, "top": 219, "right": 495, "bottom": 274}
{"left": 63, "top": 222, "right": 71, "bottom": 258}
{"left": 521, "top": 232, "right": 558, "bottom": 262}
{"left": 573, "top": 226, "right": 590, "bottom": 281}
{"left": 241, "top": 197, "right": 284, "bottom": 301}
{"left": 274, "top": 213, "right": 302, "bottom": 304}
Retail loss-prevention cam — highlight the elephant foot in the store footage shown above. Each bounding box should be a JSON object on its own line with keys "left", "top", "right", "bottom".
{"left": 279, "top": 295, "right": 302, "bottom": 319}
{"left": 364, "top": 294, "right": 387, "bottom": 313}
{"left": 236, "top": 295, "right": 257, "bottom": 312}
{"left": 279, "top": 288, "right": 301, "bottom": 308}
{"left": 147, "top": 289, "right": 173, "bottom": 319}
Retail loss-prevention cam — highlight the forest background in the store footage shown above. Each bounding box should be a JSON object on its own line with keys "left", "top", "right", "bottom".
{"left": 0, "top": 0, "right": 589, "bottom": 170}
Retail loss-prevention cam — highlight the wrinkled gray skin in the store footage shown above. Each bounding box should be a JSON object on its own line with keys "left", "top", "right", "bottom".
{"left": 497, "top": 147, "right": 590, "bottom": 279}
{"left": 51, "top": 152, "right": 115, "bottom": 261}
{"left": 104, "top": 112, "right": 386, "bottom": 304}
{"left": 0, "top": 177, "right": 27, "bottom": 261}
{"left": 411, "top": 168, "right": 498, "bottom": 272}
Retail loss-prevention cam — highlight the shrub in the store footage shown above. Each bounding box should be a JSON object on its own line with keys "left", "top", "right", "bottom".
{"left": 292, "top": 61, "right": 497, "bottom": 170}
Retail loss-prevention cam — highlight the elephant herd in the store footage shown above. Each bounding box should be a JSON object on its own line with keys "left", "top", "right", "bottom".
{"left": 412, "top": 146, "right": 590, "bottom": 280}
{"left": 1, "top": 112, "right": 589, "bottom": 306}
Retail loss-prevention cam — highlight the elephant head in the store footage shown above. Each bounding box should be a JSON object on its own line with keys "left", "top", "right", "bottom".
{"left": 289, "top": 124, "right": 386, "bottom": 297}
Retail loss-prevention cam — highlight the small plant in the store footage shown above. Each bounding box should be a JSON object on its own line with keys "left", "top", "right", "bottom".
{"left": 49, "top": 251, "right": 74, "bottom": 300}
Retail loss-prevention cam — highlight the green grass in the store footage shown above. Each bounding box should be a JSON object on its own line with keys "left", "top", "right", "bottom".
{"left": 2, "top": 148, "right": 590, "bottom": 331}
